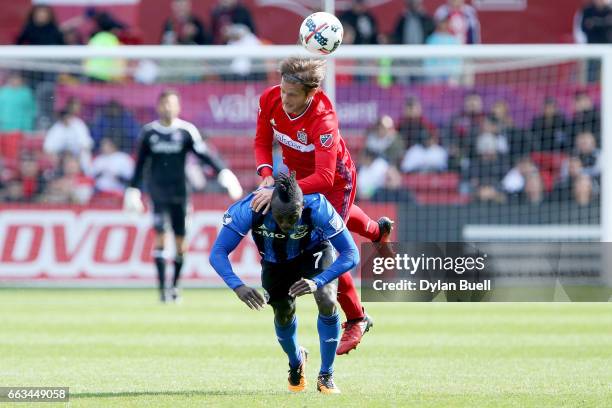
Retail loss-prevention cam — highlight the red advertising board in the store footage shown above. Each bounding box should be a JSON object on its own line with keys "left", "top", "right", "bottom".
{"left": 0, "top": 202, "right": 397, "bottom": 285}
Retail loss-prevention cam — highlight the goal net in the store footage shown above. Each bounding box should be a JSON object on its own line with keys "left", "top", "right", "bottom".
{"left": 0, "top": 45, "right": 609, "bottom": 290}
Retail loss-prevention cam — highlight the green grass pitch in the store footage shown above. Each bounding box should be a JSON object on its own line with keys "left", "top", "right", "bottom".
{"left": 0, "top": 289, "right": 611, "bottom": 407}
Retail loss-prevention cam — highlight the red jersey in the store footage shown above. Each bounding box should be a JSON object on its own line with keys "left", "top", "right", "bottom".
{"left": 254, "top": 85, "right": 355, "bottom": 195}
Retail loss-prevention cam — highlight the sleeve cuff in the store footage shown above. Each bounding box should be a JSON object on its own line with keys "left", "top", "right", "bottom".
{"left": 313, "top": 277, "right": 325, "bottom": 289}
{"left": 228, "top": 280, "right": 245, "bottom": 290}
{"left": 257, "top": 164, "right": 273, "bottom": 177}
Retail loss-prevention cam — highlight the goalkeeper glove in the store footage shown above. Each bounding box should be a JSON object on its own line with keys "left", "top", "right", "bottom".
{"left": 123, "top": 187, "right": 145, "bottom": 213}
{"left": 218, "top": 169, "right": 243, "bottom": 200}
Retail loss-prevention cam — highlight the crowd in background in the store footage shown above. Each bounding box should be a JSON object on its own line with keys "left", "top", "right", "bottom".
{"left": 356, "top": 90, "right": 601, "bottom": 207}
{"left": 0, "top": 0, "right": 609, "bottom": 207}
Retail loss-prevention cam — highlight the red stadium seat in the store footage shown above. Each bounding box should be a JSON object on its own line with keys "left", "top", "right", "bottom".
{"left": 0, "top": 132, "right": 23, "bottom": 162}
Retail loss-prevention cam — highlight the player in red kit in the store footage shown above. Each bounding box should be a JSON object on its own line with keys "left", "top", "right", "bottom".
{"left": 251, "top": 57, "right": 393, "bottom": 355}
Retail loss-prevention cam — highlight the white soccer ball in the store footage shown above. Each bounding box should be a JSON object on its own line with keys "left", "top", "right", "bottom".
{"left": 299, "top": 12, "right": 344, "bottom": 55}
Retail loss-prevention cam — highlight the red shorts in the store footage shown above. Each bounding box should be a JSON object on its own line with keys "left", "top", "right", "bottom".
{"left": 324, "top": 166, "right": 356, "bottom": 222}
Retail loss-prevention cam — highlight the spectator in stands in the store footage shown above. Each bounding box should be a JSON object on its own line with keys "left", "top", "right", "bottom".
{"left": 43, "top": 153, "right": 93, "bottom": 204}
{"left": 569, "top": 91, "right": 601, "bottom": 146}
{"left": 90, "top": 137, "right": 134, "bottom": 195}
{"left": 211, "top": 0, "right": 256, "bottom": 44}
{"left": 364, "top": 115, "right": 405, "bottom": 166}
{"left": 444, "top": 92, "right": 484, "bottom": 165}
{"left": 473, "top": 115, "right": 509, "bottom": 157}
{"left": 574, "top": 131, "right": 601, "bottom": 178}
{"left": 17, "top": 154, "right": 47, "bottom": 202}
{"left": 0, "top": 72, "right": 37, "bottom": 132}
{"left": 357, "top": 149, "right": 412, "bottom": 203}
{"left": 502, "top": 155, "right": 539, "bottom": 197}
{"left": 340, "top": 0, "right": 379, "bottom": 45}
{"left": 223, "top": 24, "right": 263, "bottom": 80}
{"left": 490, "top": 100, "right": 526, "bottom": 160}
{"left": 87, "top": 8, "right": 126, "bottom": 39}
{"left": 424, "top": 16, "right": 462, "bottom": 83}
{"left": 84, "top": 10, "right": 126, "bottom": 82}
{"left": 392, "top": 0, "right": 435, "bottom": 44}
{"left": 400, "top": 133, "right": 448, "bottom": 173}
{"left": 579, "top": 0, "right": 612, "bottom": 44}
{"left": 434, "top": 0, "right": 481, "bottom": 44}
{"left": 573, "top": 173, "right": 597, "bottom": 206}
{"left": 551, "top": 155, "right": 584, "bottom": 201}
{"left": 44, "top": 98, "right": 93, "bottom": 171}
{"left": 90, "top": 100, "right": 141, "bottom": 153}
{"left": 468, "top": 133, "right": 508, "bottom": 203}
{"left": 16, "top": 5, "right": 64, "bottom": 45}
{"left": 520, "top": 171, "right": 546, "bottom": 205}
{"left": 529, "top": 97, "right": 568, "bottom": 152}
{"left": 2, "top": 179, "right": 24, "bottom": 202}
{"left": 578, "top": 0, "right": 612, "bottom": 81}
{"left": 397, "top": 96, "right": 437, "bottom": 149}
{"left": 162, "top": 0, "right": 211, "bottom": 45}
{"left": 357, "top": 149, "right": 390, "bottom": 200}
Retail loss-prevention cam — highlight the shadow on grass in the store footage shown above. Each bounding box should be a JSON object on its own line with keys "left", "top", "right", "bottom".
{"left": 72, "top": 390, "right": 282, "bottom": 399}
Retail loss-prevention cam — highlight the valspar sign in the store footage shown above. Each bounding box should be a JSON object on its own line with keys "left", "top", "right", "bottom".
{"left": 0, "top": 209, "right": 260, "bottom": 285}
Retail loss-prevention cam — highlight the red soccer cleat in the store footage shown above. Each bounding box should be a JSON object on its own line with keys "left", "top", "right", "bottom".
{"left": 336, "top": 314, "right": 374, "bottom": 355}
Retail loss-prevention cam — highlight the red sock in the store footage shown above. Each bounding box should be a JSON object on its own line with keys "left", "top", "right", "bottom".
{"left": 347, "top": 204, "right": 380, "bottom": 241}
{"left": 337, "top": 272, "right": 365, "bottom": 321}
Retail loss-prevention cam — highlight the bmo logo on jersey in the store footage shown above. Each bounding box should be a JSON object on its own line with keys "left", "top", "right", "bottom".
{"left": 254, "top": 224, "right": 310, "bottom": 240}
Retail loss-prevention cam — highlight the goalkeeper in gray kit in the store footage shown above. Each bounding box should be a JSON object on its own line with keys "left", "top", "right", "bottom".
{"left": 124, "top": 89, "right": 243, "bottom": 302}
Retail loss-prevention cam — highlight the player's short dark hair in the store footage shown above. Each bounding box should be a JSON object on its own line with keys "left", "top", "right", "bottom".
{"left": 158, "top": 88, "right": 180, "bottom": 102}
{"left": 279, "top": 57, "right": 326, "bottom": 93}
{"left": 271, "top": 172, "right": 303, "bottom": 215}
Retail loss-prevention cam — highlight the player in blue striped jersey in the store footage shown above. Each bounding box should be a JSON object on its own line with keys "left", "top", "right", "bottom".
{"left": 209, "top": 172, "right": 359, "bottom": 394}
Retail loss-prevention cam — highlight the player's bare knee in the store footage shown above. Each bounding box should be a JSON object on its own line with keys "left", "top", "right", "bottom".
{"left": 314, "top": 283, "right": 337, "bottom": 316}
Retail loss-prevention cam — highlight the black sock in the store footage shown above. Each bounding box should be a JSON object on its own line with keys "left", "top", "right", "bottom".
{"left": 173, "top": 254, "right": 184, "bottom": 288}
{"left": 153, "top": 248, "right": 165, "bottom": 292}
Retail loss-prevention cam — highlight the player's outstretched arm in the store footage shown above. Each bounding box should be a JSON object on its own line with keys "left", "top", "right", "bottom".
{"left": 209, "top": 227, "right": 265, "bottom": 310}
{"left": 313, "top": 229, "right": 360, "bottom": 289}
{"left": 217, "top": 169, "right": 244, "bottom": 200}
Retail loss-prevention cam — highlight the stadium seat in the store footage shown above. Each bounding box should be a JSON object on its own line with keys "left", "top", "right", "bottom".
{"left": 0, "top": 132, "right": 23, "bottom": 162}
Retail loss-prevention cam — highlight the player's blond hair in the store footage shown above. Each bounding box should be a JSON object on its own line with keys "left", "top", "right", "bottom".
{"left": 279, "top": 57, "right": 326, "bottom": 92}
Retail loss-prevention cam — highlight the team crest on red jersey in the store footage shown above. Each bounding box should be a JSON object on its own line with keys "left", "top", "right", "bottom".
{"left": 297, "top": 130, "right": 308, "bottom": 144}
{"left": 319, "top": 133, "right": 333, "bottom": 148}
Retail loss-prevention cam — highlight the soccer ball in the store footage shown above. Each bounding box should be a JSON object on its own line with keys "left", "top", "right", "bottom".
{"left": 299, "top": 12, "right": 344, "bottom": 55}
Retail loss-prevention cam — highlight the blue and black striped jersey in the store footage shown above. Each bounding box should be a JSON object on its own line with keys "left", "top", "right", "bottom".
{"left": 222, "top": 192, "right": 346, "bottom": 263}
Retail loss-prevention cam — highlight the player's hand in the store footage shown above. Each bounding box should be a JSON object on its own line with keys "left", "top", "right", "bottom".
{"left": 234, "top": 285, "right": 266, "bottom": 310}
{"left": 259, "top": 175, "right": 275, "bottom": 188}
{"left": 123, "top": 187, "right": 145, "bottom": 213}
{"left": 251, "top": 187, "right": 273, "bottom": 214}
{"left": 288, "top": 279, "right": 318, "bottom": 297}
{"left": 218, "top": 169, "right": 243, "bottom": 200}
